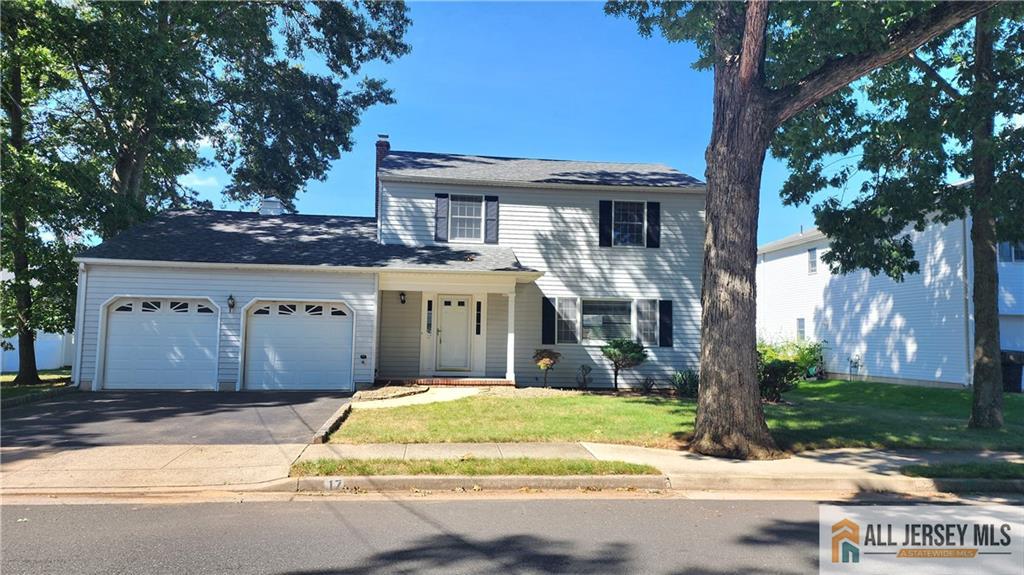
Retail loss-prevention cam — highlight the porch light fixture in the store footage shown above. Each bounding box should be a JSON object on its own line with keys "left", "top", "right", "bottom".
{"left": 227, "top": 294, "right": 236, "bottom": 311}
{"left": 399, "top": 292, "right": 407, "bottom": 305}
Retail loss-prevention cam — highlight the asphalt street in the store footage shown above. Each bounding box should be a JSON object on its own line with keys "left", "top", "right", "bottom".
{"left": 1, "top": 498, "right": 820, "bottom": 574}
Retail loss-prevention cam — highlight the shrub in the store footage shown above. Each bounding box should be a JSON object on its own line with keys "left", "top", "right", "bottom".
{"left": 532, "top": 349, "right": 562, "bottom": 387}
{"left": 670, "top": 369, "right": 700, "bottom": 398}
{"left": 600, "top": 339, "right": 648, "bottom": 391}
{"left": 758, "top": 357, "right": 801, "bottom": 403}
{"left": 639, "top": 376, "right": 657, "bottom": 395}
{"left": 575, "top": 364, "right": 593, "bottom": 390}
{"left": 758, "top": 339, "right": 825, "bottom": 379}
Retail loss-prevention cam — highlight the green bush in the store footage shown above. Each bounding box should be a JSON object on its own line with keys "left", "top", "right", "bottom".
{"left": 757, "top": 339, "right": 824, "bottom": 378}
{"left": 670, "top": 369, "right": 700, "bottom": 398}
{"left": 758, "top": 357, "right": 801, "bottom": 402}
{"left": 600, "top": 339, "right": 648, "bottom": 391}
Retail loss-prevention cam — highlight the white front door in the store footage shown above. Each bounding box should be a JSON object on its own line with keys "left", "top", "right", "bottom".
{"left": 436, "top": 295, "right": 471, "bottom": 370}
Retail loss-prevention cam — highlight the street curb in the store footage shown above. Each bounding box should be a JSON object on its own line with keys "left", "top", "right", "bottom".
{"left": 664, "top": 474, "right": 1024, "bottom": 494}
{"left": 292, "top": 474, "right": 671, "bottom": 492}
{"left": 1, "top": 385, "right": 77, "bottom": 410}
{"left": 309, "top": 403, "right": 352, "bottom": 444}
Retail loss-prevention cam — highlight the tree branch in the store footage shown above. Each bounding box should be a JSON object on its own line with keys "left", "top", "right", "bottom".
{"left": 771, "top": 1, "right": 996, "bottom": 127}
{"left": 907, "top": 51, "right": 962, "bottom": 99}
{"left": 69, "top": 57, "right": 115, "bottom": 138}
{"left": 738, "top": 0, "right": 769, "bottom": 88}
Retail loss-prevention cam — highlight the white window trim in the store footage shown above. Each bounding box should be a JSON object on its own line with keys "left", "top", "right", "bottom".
{"left": 551, "top": 296, "right": 661, "bottom": 346}
{"left": 448, "top": 194, "right": 485, "bottom": 244}
{"left": 611, "top": 200, "right": 647, "bottom": 248}
{"left": 807, "top": 248, "right": 818, "bottom": 275}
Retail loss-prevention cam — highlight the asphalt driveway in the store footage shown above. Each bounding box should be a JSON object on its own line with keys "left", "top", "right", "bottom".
{"left": 0, "top": 391, "right": 351, "bottom": 448}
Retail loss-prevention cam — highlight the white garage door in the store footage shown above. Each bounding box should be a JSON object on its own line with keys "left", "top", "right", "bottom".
{"left": 103, "top": 298, "right": 219, "bottom": 390}
{"left": 244, "top": 301, "right": 354, "bottom": 390}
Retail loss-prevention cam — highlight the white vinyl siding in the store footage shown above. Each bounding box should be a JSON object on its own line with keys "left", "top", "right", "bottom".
{"left": 485, "top": 293, "right": 509, "bottom": 378}
{"left": 376, "top": 290, "right": 422, "bottom": 379}
{"left": 380, "top": 179, "right": 703, "bottom": 388}
{"left": 76, "top": 264, "right": 377, "bottom": 389}
{"left": 756, "top": 219, "right": 973, "bottom": 385}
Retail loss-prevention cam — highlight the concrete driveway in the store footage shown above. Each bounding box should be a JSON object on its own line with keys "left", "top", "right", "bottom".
{"left": 0, "top": 391, "right": 351, "bottom": 448}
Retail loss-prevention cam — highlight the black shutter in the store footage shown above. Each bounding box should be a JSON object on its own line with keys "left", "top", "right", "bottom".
{"left": 599, "top": 200, "right": 612, "bottom": 247}
{"left": 434, "top": 194, "right": 449, "bottom": 242}
{"left": 542, "top": 297, "right": 556, "bottom": 345}
{"left": 484, "top": 196, "right": 499, "bottom": 244}
{"left": 658, "top": 300, "right": 673, "bottom": 348}
{"left": 646, "top": 202, "right": 660, "bottom": 248}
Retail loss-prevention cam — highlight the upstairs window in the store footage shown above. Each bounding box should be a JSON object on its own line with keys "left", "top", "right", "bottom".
{"left": 612, "top": 201, "right": 645, "bottom": 247}
{"left": 807, "top": 248, "right": 818, "bottom": 274}
{"left": 999, "top": 242, "right": 1024, "bottom": 262}
{"left": 449, "top": 195, "right": 483, "bottom": 241}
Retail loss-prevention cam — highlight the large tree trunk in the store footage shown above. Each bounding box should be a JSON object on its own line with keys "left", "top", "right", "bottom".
{"left": 968, "top": 12, "right": 1002, "bottom": 429}
{"left": 691, "top": 1, "right": 781, "bottom": 459}
{"left": 2, "top": 27, "right": 42, "bottom": 386}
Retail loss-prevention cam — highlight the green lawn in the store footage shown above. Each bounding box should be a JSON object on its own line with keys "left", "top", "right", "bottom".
{"left": 0, "top": 368, "right": 72, "bottom": 385}
{"left": 901, "top": 462, "right": 1024, "bottom": 480}
{"left": 291, "top": 457, "right": 659, "bottom": 477}
{"left": 331, "top": 379, "right": 1024, "bottom": 452}
{"left": 0, "top": 381, "right": 69, "bottom": 400}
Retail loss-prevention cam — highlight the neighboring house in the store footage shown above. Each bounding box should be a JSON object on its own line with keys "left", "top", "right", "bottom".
{"left": 0, "top": 270, "right": 75, "bottom": 373}
{"left": 756, "top": 221, "right": 1024, "bottom": 388}
{"left": 71, "top": 136, "right": 706, "bottom": 391}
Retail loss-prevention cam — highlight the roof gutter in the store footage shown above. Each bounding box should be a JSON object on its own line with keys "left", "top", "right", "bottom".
{"left": 379, "top": 174, "right": 707, "bottom": 195}
{"left": 73, "top": 256, "right": 544, "bottom": 280}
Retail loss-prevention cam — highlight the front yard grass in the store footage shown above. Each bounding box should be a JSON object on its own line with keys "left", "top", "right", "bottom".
{"left": 290, "top": 457, "right": 659, "bottom": 477}
{"left": 331, "top": 379, "right": 1024, "bottom": 452}
{"left": 901, "top": 462, "right": 1024, "bottom": 480}
{"left": 0, "top": 381, "right": 69, "bottom": 400}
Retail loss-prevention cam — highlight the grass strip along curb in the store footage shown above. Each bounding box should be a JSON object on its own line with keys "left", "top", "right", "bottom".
{"left": 901, "top": 462, "right": 1024, "bottom": 480}
{"left": 1, "top": 385, "right": 77, "bottom": 410}
{"left": 291, "top": 457, "right": 659, "bottom": 477}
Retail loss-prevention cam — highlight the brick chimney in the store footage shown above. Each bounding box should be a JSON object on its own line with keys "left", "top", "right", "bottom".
{"left": 375, "top": 134, "right": 390, "bottom": 221}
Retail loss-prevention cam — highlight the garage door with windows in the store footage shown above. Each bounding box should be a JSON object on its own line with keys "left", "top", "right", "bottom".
{"left": 103, "top": 298, "right": 219, "bottom": 390}
{"left": 244, "top": 301, "right": 354, "bottom": 391}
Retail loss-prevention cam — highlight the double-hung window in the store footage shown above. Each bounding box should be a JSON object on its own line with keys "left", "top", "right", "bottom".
{"left": 556, "top": 299, "right": 579, "bottom": 344}
{"left": 612, "top": 201, "right": 645, "bottom": 247}
{"left": 449, "top": 195, "right": 484, "bottom": 241}
{"left": 807, "top": 248, "right": 818, "bottom": 274}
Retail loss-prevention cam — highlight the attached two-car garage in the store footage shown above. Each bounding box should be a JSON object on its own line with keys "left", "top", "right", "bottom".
{"left": 99, "top": 297, "right": 354, "bottom": 391}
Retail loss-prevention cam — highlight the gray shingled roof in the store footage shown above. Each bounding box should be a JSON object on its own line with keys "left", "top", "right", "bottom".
{"left": 379, "top": 150, "right": 703, "bottom": 188}
{"left": 78, "top": 210, "right": 535, "bottom": 272}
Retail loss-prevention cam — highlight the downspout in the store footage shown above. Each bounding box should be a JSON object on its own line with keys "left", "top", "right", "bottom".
{"left": 72, "top": 262, "right": 88, "bottom": 388}
{"left": 961, "top": 215, "right": 973, "bottom": 386}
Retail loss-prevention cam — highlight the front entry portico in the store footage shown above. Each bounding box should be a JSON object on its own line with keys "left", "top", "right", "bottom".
{"left": 375, "top": 271, "right": 538, "bottom": 383}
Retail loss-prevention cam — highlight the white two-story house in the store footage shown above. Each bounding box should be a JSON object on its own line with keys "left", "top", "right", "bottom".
{"left": 756, "top": 221, "right": 1024, "bottom": 389}
{"left": 71, "top": 136, "right": 706, "bottom": 391}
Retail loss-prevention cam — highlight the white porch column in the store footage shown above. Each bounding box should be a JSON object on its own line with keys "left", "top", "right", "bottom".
{"left": 505, "top": 292, "right": 516, "bottom": 381}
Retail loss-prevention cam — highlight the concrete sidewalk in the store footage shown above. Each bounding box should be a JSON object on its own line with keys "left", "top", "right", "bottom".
{"left": 2, "top": 441, "right": 1021, "bottom": 494}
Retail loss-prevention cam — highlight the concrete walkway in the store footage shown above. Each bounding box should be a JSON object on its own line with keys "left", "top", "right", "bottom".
{"left": 350, "top": 387, "right": 479, "bottom": 410}
{"left": 2, "top": 441, "right": 1021, "bottom": 494}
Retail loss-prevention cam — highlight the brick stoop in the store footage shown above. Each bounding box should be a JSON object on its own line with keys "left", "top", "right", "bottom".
{"left": 374, "top": 377, "right": 515, "bottom": 387}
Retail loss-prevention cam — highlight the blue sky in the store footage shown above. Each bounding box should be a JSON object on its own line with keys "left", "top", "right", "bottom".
{"left": 189, "top": 1, "right": 815, "bottom": 245}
